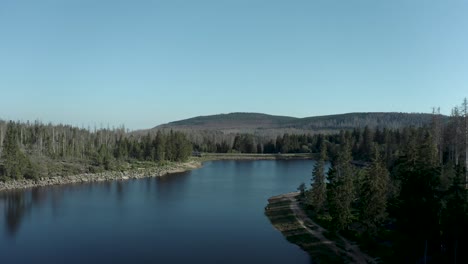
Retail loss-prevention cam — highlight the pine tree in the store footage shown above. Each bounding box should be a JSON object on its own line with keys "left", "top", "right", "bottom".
{"left": 327, "top": 142, "right": 355, "bottom": 231}
{"left": 308, "top": 141, "right": 327, "bottom": 213}
{"left": 441, "top": 164, "right": 467, "bottom": 263}
{"left": 360, "top": 145, "right": 390, "bottom": 234}
{"left": 154, "top": 131, "right": 166, "bottom": 161}
{"left": 166, "top": 130, "right": 179, "bottom": 161}
{"left": 361, "top": 126, "right": 374, "bottom": 160}
{"left": 173, "top": 131, "right": 192, "bottom": 161}
{"left": 462, "top": 98, "right": 468, "bottom": 189}
{"left": 394, "top": 133, "right": 442, "bottom": 249}
{"left": 3, "top": 122, "right": 28, "bottom": 179}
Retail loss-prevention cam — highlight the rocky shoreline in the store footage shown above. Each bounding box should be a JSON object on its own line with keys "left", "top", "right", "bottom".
{"left": 0, "top": 161, "right": 202, "bottom": 192}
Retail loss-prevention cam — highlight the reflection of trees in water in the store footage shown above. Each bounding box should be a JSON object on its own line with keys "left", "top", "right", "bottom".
{"left": 1, "top": 175, "right": 192, "bottom": 237}
{"left": 145, "top": 177, "right": 153, "bottom": 195}
{"left": 103, "top": 181, "right": 112, "bottom": 194}
{"left": 0, "top": 187, "right": 65, "bottom": 238}
{"left": 3, "top": 191, "right": 31, "bottom": 237}
{"left": 155, "top": 172, "right": 190, "bottom": 202}
{"left": 116, "top": 181, "right": 124, "bottom": 202}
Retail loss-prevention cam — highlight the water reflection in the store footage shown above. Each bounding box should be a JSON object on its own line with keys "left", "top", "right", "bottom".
{"left": 3, "top": 191, "right": 31, "bottom": 236}
{"left": 0, "top": 174, "right": 193, "bottom": 238}
{"left": 155, "top": 172, "right": 190, "bottom": 201}
{"left": 1, "top": 187, "right": 61, "bottom": 237}
{"left": 116, "top": 181, "right": 125, "bottom": 202}
{"left": 0, "top": 186, "right": 71, "bottom": 237}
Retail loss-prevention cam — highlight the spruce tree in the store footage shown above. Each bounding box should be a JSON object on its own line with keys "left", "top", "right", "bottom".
{"left": 327, "top": 142, "right": 355, "bottom": 231}
{"left": 360, "top": 145, "right": 390, "bottom": 234}
{"left": 154, "top": 131, "right": 166, "bottom": 161}
{"left": 440, "top": 164, "right": 467, "bottom": 263}
{"left": 308, "top": 141, "right": 327, "bottom": 213}
{"left": 3, "top": 122, "right": 29, "bottom": 180}
{"left": 394, "top": 132, "right": 442, "bottom": 253}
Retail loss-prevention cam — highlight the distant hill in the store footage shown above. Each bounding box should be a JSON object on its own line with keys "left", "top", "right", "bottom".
{"left": 158, "top": 113, "right": 297, "bottom": 130}
{"left": 152, "top": 112, "right": 435, "bottom": 136}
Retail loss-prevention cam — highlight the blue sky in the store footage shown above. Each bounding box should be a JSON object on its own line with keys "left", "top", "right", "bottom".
{"left": 1, "top": 0, "right": 467, "bottom": 129}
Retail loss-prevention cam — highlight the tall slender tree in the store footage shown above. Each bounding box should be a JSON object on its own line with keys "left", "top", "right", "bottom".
{"left": 3, "top": 122, "right": 27, "bottom": 179}
{"left": 327, "top": 142, "right": 355, "bottom": 231}
{"left": 308, "top": 141, "right": 328, "bottom": 212}
{"left": 462, "top": 98, "right": 468, "bottom": 188}
{"left": 360, "top": 145, "right": 390, "bottom": 234}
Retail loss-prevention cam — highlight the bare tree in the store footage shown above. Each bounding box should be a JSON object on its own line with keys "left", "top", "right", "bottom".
{"left": 431, "top": 107, "right": 443, "bottom": 165}
{"left": 462, "top": 98, "right": 468, "bottom": 188}
{"left": 0, "top": 121, "right": 5, "bottom": 158}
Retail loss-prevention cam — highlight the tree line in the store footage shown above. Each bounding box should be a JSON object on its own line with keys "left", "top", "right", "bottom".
{"left": 193, "top": 133, "right": 325, "bottom": 154}
{"left": 191, "top": 124, "right": 439, "bottom": 158}
{"left": 306, "top": 99, "right": 468, "bottom": 263}
{"left": 0, "top": 121, "right": 192, "bottom": 181}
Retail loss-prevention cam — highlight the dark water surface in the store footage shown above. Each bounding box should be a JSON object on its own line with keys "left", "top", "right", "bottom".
{"left": 0, "top": 160, "right": 315, "bottom": 264}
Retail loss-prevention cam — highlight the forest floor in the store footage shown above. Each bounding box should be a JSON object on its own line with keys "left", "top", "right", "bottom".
{"left": 265, "top": 192, "right": 376, "bottom": 263}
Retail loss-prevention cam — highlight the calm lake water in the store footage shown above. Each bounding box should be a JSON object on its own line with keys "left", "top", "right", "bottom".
{"left": 0, "top": 160, "right": 315, "bottom": 264}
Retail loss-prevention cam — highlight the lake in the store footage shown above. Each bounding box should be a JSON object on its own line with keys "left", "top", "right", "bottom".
{"left": 0, "top": 160, "right": 315, "bottom": 264}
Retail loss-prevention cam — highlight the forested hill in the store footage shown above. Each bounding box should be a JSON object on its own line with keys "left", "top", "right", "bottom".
{"left": 158, "top": 113, "right": 297, "bottom": 130}
{"left": 154, "top": 112, "right": 435, "bottom": 134}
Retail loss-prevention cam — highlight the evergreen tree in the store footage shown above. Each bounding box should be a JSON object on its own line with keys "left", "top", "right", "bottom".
{"left": 327, "top": 142, "right": 355, "bottom": 231}
{"left": 3, "top": 122, "right": 27, "bottom": 179}
{"left": 308, "top": 141, "right": 327, "bottom": 213}
{"left": 142, "top": 133, "right": 153, "bottom": 161}
{"left": 173, "top": 131, "right": 192, "bottom": 161}
{"left": 360, "top": 145, "right": 390, "bottom": 234}
{"left": 360, "top": 126, "right": 374, "bottom": 160}
{"left": 440, "top": 164, "right": 467, "bottom": 263}
{"left": 393, "top": 133, "right": 442, "bottom": 258}
{"left": 154, "top": 131, "right": 166, "bottom": 161}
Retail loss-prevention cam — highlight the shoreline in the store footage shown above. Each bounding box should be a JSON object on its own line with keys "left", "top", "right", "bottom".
{"left": 0, "top": 160, "right": 202, "bottom": 192}
{"left": 0, "top": 153, "right": 315, "bottom": 192}
{"left": 265, "top": 192, "right": 376, "bottom": 263}
{"left": 200, "top": 153, "right": 315, "bottom": 161}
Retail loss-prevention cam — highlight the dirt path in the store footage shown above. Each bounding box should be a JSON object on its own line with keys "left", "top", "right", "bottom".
{"left": 267, "top": 192, "right": 376, "bottom": 263}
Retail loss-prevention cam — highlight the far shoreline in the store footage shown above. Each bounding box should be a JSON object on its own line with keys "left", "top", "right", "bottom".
{"left": 200, "top": 152, "right": 315, "bottom": 161}
{"left": 0, "top": 160, "right": 202, "bottom": 192}
{"left": 0, "top": 153, "right": 315, "bottom": 192}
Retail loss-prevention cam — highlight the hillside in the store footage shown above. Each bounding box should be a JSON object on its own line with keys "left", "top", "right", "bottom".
{"left": 158, "top": 113, "right": 297, "bottom": 130}
{"left": 153, "top": 112, "right": 435, "bottom": 135}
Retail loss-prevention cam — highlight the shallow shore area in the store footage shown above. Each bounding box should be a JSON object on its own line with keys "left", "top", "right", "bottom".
{"left": 0, "top": 160, "right": 202, "bottom": 192}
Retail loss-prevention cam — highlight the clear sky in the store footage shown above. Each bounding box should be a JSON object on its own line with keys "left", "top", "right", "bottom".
{"left": 1, "top": 0, "right": 467, "bottom": 129}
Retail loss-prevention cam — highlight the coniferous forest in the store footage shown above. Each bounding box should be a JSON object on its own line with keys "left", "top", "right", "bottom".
{"left": 0, "top": 122, "right": 192, "bottom": 181}
{"left": 306, "top": 99, "right": 468, "bottom": 263}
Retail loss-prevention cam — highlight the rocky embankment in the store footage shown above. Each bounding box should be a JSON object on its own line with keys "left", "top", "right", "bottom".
{"left": 0, "top": 161, "right": 201, "bottom": 191}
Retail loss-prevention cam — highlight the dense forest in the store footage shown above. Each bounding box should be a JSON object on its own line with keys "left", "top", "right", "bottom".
{"left": 0, "top": 122, "right": 192, "bottom": 181}
{"left": 306, "top": 99, "right": 468, "bottom": 263}
{"left": 181, "top": 115, "right": 434, "bottom": 155}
